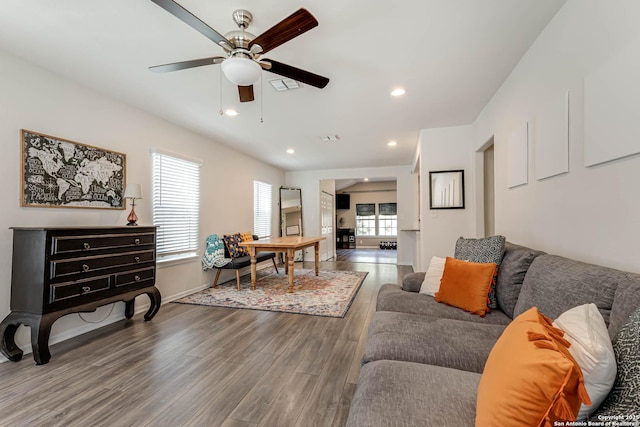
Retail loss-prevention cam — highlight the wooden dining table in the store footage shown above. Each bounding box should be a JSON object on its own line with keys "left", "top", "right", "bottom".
{"left": 239, "top": 236, "right": 326, "bottom": 293}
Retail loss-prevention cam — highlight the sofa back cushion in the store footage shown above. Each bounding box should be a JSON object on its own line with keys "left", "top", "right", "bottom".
{"left": 513, "top": 255, "right": 623, "bottom": 329}
{"left": 496, "top": 242, "right": 545, "bottom": 319}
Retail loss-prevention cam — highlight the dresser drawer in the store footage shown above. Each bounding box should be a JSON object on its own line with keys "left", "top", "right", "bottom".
{"left": 114, "top": 267, "right": 155, "bottom": 288}
{"left": 51, "top": 232, "right": 155, "bottom": 255}
{"left": 49, "top": 276, "right": 111, "bottom": 303}
{"left": 51, "top": 250, "right": 155, "bottom": 279}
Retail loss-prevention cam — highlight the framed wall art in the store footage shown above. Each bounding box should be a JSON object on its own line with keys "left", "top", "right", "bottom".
{"left": 429, "top": 170, "right": 465, "bottom": 209}
{"left": 21, "top": 129, "right": 126, "bottom": 209}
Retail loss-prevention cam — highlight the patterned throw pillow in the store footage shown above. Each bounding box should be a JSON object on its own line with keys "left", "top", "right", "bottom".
{"left": 593, "top": 306, "right": 640, "bottom": 417}
{"left": 454, "top": 235, "right": 506, "bottom": 310}
{"left": 223, "top": 233, "right": 248, "bottom": 258}
{"left": 239, "top": 231, "right": 254, "bottom": 243}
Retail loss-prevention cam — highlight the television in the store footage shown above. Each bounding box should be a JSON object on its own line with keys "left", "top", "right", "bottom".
{"left": 336, "top": 193, "right": 350, "bottom": 210}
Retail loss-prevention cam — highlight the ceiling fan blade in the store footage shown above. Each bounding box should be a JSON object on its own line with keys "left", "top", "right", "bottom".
{"left": 249, "top": 8, "right": 318, "bottom": 55}
{"left": 150, "top": 0, "right": 234, "bottom": 50}
{"left": 261, "top": 59, "right": 329, "bottom": 88}
{"left": 238, "top": 85, "right": 255, "bottom": 103}
{"left": 149, "top": 56, "right": 225, "bottom": 73}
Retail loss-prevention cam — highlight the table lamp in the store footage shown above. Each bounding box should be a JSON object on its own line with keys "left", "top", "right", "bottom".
{"left": 124, "top": 184, "right": 142, "bottom": 226}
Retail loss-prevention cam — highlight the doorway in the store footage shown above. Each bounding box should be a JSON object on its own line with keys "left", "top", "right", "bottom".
{"left": 483, "top": 142, "right": 495, "bottom": 237}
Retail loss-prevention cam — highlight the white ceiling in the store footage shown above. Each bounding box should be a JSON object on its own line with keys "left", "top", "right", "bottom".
{"left": 0, "top": 0, "right": 565, "bottom": 172}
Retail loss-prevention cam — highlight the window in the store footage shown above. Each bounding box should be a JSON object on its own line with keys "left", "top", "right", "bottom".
{"left": 378, "top": 203, "right": 397, "bottom": 236}
{"left": 151, "top": 149, "right": 201, "bottom": 260}
{"left": 253, "top": 180, "right": 272, "bottom": 238}
{"left": 356, "top": 203, "right": 376, "bottom": 236}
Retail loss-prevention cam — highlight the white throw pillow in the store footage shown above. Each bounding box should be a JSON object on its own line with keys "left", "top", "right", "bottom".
{"left": 553, "top": 303, "right": 617, "bottom": 420}
{"left": 419, "top": 256, "right": 446, "bottom": 296}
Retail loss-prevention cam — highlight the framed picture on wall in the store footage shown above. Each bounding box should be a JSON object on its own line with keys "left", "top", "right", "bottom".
{"left": 21, "top": 129, "right": 126, "bottom": 209}
{"left": 429, "top": 170, "right": 465, "bottom": 209}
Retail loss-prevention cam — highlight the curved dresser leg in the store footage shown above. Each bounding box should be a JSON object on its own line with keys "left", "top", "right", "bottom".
{"left": 143, "top": 287, "right": 162, "bottom": 321}
{"left": 124, "top": 300, "right": 135, "bottom": 319}
{"left": 30, "top": 314, "right": 54, "bottom": 365}
{"left": 0, "top": 315, "right": 24, "bottom": 362}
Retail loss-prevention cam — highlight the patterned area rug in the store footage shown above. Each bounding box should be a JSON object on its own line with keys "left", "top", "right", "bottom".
{"left": 175, "top": 268, "right": 368, "bottom": 318}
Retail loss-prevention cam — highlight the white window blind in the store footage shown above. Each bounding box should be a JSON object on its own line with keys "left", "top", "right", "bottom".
{"left": 151, "top": 151, "right": 201, "bottom": 259}
{"left": 253, "top": 180, "right": 272, "bottom": 238}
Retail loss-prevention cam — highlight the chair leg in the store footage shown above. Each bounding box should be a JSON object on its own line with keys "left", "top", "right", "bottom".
{"left": 236, "top": 270, "right": 241, "bottom": 291}
{"left": 272, "top": 258, "right": 279, "bottom": 274}
{"left": 212, "top": 269, "right": 221, "bottom": 288}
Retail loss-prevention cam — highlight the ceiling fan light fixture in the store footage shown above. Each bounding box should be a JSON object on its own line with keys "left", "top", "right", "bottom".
{"left": 221, "top": 57, "right": 261, "bottom": 86}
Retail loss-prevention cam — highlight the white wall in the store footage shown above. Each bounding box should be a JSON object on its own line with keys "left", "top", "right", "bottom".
{"left": 286, "top": 165, "right": 417, "bottom": 267}
{"left": 418, "top": 125, "right": 476, "bottom": 269}
{"left": 0, "top": 50, "right": 285, "bottom": 359}
{"left": 473, "top": 0, "right": 640, "bottom": 273}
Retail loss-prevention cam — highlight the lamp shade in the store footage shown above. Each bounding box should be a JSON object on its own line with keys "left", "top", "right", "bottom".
{"left": 124, "top": 184, "right": 142, "bottom": 199}
{"left": 221, "top": 57, "right": 261, "bottom": 86}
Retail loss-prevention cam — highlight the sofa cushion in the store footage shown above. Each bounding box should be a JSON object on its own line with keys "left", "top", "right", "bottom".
{"left": 454, "top": 235, "right": 506, "bottom": 309}
{"left": 376, "top": 284, "right": 511, "bottom": 325}
{"left": 402, "top": 272, "right": 426, "bottom": 293}
{"left": 362, "top": 311, "right": 506, "bottom": 373}
{"left": 553, "top": 304, "right": 616, "bottom": 420}
{"left": 593, "top": 306, "right": 640, "bottom": 418}
{"left": 476, "top": 307, "right": 590, "bottom": 425}
{"left": 346, "top": 360, "right": 479, "bottom": 427}
{"left": 513, "top": 254, "right": 620, "bottom": 327}
{"left": 435, "top": 257, "right": 497, "bottom": 317}
{"left": 419, "top": 256, "right": 446, "bottom": 296}
{"left": 223, "top": 233, "right": 249, "bottom": 258}
{"left": 496, "top": 242, "right": 545, "bottom": 318}
{"left": 607, "top": 270, "right": 640, "bottom": 339}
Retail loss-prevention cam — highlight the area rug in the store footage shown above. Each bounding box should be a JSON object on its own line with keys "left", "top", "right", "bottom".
{"left": 175, "top": 268, "right": 368, "bottom": 318}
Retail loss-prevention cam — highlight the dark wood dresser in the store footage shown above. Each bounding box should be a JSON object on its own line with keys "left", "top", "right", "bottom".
{"left": 0, "top": 226, "right": 161, "bottom": 365}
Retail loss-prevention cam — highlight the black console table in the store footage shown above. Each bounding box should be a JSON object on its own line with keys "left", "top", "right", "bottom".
{"left": 0, "top": 226, "right": 161, "bottom": 365}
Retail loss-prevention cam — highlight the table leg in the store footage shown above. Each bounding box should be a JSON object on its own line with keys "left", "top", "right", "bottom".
{"left": 250, "top": 247, "right": 257, "bottom": 291}
{"left": 284, "top": 253, "right": 289, "bottom": 274}
{"left": 314, "top": 242, "right": 320, "bottom": 276}
{"left": 287, "top": 248, "right": 295, "bottom": 293}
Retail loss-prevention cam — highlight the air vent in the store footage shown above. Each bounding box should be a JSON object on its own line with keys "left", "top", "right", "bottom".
{"left": 320, "top": 135, "right": 340, "bottom": 142}
{"left": 269, "top": 78, "right": 300, "bottom": 92}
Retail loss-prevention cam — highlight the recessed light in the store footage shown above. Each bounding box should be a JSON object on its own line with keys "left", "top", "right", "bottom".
{"left": 387, "top": 140, "right": 398, "bottom": 147}
{"left": 286, "top": 148, "right": 295, "bottom": 154}
{"left": 224, "top": 109, "right": 239, "bottom": 116}
{"left": 364, "top": 178, "right": 369, "bottom": 182}
{"left": 391, "top": 88, "right": 406, "bottom": 97}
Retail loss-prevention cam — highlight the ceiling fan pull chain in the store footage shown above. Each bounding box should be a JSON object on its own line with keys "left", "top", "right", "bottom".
{"left": 219, "top": 68, "right": 224, "bottom": 116}
{"left": 260, "top": 72, "right": 264, "bottom": 123}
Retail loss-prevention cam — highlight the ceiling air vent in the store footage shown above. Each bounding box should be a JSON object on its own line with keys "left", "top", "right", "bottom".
{"left": 269, "top": 78, "right": 300, "bottom": 92}
{"left": 320, "top": 135, "right": 340, "bottom": 142}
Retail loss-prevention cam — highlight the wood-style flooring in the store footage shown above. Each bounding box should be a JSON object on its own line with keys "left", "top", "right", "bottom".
{"left": 335, "top": 248, "right": 397, "bottom": 264}
{"left": 0, "top": 260, "right": 411, "bottom": 427}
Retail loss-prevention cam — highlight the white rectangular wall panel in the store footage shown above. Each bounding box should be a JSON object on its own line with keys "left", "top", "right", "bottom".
{"left": 584, "top": 40, "right": 640, "bottom": 167}
{"left": 507, "top": 121, "right": 529, "bottom": 188}
{"left": 535, "top": 91, "right": 569, "bottom": 180}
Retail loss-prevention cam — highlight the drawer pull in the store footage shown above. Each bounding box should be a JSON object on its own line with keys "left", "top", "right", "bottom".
{"left": 134, "top": 238, "right": 141, "bottom": 245}
{"left": 82, "top": 264, "right": 90, "bottom": 272}
{"left": 134, "top": 256, "right": 141, "bottom": 263}
{"left": 134, "top": 275, "right": 141, "bottom": 282}
{"left": 82, "top": 286, "right": 91, "bottom": 293}
{"left": 83, "top": 242, "right": 91, "bottom": 250}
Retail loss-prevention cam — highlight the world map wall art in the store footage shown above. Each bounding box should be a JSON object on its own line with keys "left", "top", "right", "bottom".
{"left": 21, "top": 130, "right": 125, "bottom": 209}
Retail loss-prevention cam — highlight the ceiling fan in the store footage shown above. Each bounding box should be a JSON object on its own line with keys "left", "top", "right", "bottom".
{"left": 148, "top": 0, "right": 330, "bottom": 103}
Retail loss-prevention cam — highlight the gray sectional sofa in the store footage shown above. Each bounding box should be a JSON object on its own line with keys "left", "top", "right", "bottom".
{"left": 346, "top": 242, "right": 640, "bottom": 426}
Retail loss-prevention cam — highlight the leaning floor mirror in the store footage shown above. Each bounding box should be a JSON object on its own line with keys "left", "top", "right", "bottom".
{"left": 279, "top": 187, "right": 304, "bottom": 261}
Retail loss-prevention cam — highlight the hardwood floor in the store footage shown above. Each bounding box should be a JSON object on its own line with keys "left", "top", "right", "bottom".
{"left": 335, "top": 248, "right": 397, "bottom": 264}
{"left": 0, "top": 260, "right": 412, "bottom": 427}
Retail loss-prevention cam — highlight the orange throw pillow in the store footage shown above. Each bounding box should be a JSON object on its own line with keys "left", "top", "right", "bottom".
{"left": 476, "top": 307, "right": 591, "bottom": 427}
{"left": 239, "top": 231, "right": 253, "bottom": 243}
{"left": 434, "top": 257, "right": 497, "bottom": 317}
